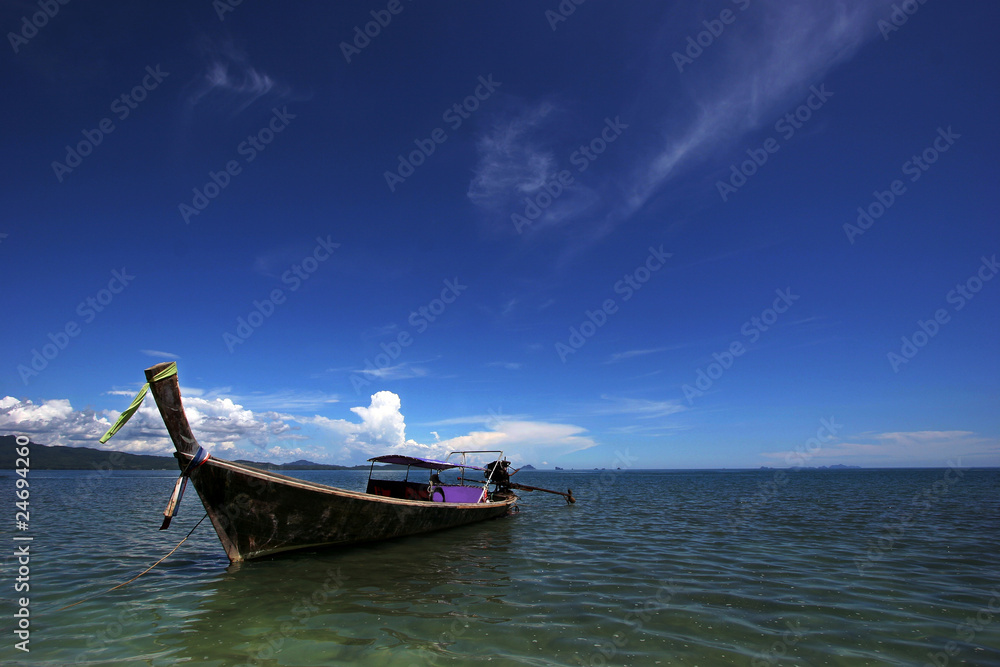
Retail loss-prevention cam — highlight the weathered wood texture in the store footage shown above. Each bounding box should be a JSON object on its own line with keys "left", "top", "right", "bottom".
{"left": 145, "top": 363, "right": 516, "bottom": 562}
{"left": 145, "top": 362, "right": 200, "bottom": 457}
{"left": 184, "top": 455, "right": 515, "bottom": 562}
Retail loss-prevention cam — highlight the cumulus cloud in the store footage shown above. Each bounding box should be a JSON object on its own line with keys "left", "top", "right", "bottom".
{"left": 1, "top": 389, "right": 601, "bottom": 467}
{"left": 350, "top": 391, "right": 408, "bottom": 447}
{"left": 0, "top": 396, "right": 104, "bottom": 445}
{"left": 0, "top": 392, "right": 298, "bottom": 457}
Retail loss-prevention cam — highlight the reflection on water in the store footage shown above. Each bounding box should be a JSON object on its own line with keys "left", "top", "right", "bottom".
{"left": 6, "top": 468, "right": 1000, "bottom": 666}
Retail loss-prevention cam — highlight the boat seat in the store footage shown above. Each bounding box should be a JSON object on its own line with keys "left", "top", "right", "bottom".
{"left": 429, "top": 485, "right": 486, "bottom": 503}
{"left": 365, "top": 479, "right": 429, "bottom": 500}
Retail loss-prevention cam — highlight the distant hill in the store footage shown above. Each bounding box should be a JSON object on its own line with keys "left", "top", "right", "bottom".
{"left": 0, "top": 436, "right": 394, "bottom": 471}
{"left": 0, "top": 436, "right": 177, "bottom": 470}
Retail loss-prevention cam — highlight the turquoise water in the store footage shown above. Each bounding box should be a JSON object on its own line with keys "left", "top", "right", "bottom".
{"left": 2, "top": 468, "right": 998, "bottom": 666}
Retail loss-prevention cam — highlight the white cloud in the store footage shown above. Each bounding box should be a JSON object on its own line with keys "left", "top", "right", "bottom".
{"left": 220, "top": 389, "right": 341, "bottom": 412}
{"left": 467, "top": 102, "right": 557, "bottom": 207}
{"left": 467, "top": 102, "right": 599, "bottom": 233}
{"left": 465, "top": 0, "right": 895, "bottom": 245}
{"left": 184, "top": 38, "right": 291, "bottom": 115}
{"left": 436, "top": 419, "right": 598, "bottom": 466}
{"left": 1, "top": 389, "right": 601, "bottom": 468}
{"left": 595, "top": 395, "right": 686, "bottom": 419}
{"left": 488, "top": 361, "right": 523, "bottom": 371}
{"left": 140, "top": 349, "right": 180, "bottom": 359}
{"left": 353, "top": 361, "right": 429, "bottom": 381}
{"left": 627, "top": 0, "right": 893, "bottom": 213}
{"left": 0, "top": 393, "right": 295, "bottom": 457}
{"left": 350, "top": 391, "right": 408, "bottom": 447}
{"left": 312, "top": 400, "right": 599, "bottom": 465}
{"left": 0, "top": 397, "right": 89, "bottom": 438}
{"left": 604, "top": 347, "right": 676, "bottom": 364}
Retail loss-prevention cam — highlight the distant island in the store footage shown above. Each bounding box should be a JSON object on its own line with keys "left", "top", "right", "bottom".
{"left": 759, "top": 464, "right": 862, "bottom": 470}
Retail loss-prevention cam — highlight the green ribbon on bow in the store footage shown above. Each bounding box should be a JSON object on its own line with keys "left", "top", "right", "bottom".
{"left": 99, "top": 362, "right": 177, "bottom": 444}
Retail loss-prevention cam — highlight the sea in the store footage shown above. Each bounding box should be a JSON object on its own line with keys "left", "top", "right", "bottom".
{"left": 2, "top": 467, "right": 998, "bottom": 666}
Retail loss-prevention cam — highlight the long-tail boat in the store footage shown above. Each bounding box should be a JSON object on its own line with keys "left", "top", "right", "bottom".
{"left": 102, "top": 362, "right": 519, "bottom": 562}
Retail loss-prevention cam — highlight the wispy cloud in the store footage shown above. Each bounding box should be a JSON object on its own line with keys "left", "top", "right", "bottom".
{"left": 625, "top": 0, "right": 893, "bottom": 214}
{"left": 434, "top": 419, "right": 598, "bottom": 465}
{"left": 760, "top": 430, "right": 1000, "bottom": 467}
{"left": 467, "top": 101, "right": 599, "bottom": 233}
{"left": 218, "top": 389, "right": 341, "bottom": 412}
{"left": 605, "top": 347, "right": 678, "bottom": 364}
{"left": 467, "top": 102, "right": 558, "bottom": 208}
{"left": 488, "top": 361, "right": 523, "bottom": 371}
{"left": 466, "top": 0, "right": 894, "bottom": 246}
{"left": 595, "top": 395, "right": 686, "bottom": 419}
{"left": 419, "top": 413, "right": 530, "bottom": 427}
{"left": 140, "top": 349, "right": 180, "bottom": 359}
{"left": 184, "top": 38, "right": 291, "bottom": 116}
{"left": 352, "top": 361, "right": 430, "bottom": 381}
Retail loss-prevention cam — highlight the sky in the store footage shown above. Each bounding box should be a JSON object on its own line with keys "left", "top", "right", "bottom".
{"left": 1, "top": 0, "right": 998, "bottom": 469}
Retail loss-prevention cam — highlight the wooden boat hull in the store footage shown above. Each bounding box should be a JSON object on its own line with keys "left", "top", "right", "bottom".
{"left": 183, "top": 454, "right": 516, "bottom": 562}
{"left": 143, "top": 362, "right": 515, "bottom": 562}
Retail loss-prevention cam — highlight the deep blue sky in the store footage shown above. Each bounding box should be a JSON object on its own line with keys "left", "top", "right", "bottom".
{"left": 2, "top": 0, "right": 998, "bottom": 468}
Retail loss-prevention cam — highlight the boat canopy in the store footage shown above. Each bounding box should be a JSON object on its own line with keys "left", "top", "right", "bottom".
{"left": 367, "top": 454, "right": 485, "bottom": 471}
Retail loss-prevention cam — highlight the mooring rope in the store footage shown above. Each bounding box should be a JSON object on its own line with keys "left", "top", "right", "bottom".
{"left": 52, "top": 513, "right": 209, "bottom": 613}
